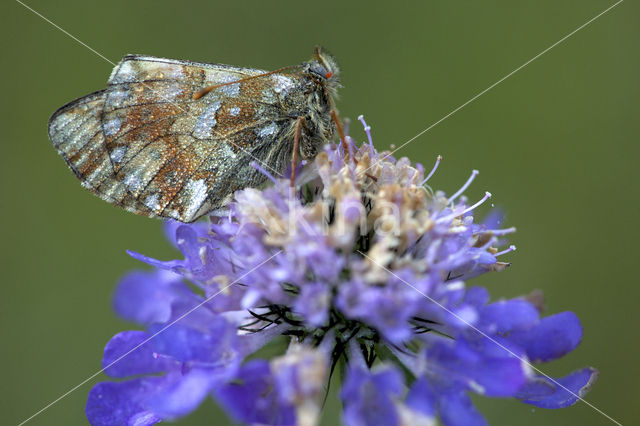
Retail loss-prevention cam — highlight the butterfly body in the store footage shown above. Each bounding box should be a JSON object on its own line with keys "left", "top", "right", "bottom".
{"left": 48, "top": 47, "right": 340, "bottom": 222}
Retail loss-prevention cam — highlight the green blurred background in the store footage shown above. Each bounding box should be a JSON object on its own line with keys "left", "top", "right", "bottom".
{"left": 1, "top": 0, "right": 637, "bottom": 424}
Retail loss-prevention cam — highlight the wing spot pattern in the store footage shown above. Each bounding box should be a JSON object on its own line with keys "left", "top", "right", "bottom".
{"left": 193, "top": 101, "right": 222, "bottom": 139}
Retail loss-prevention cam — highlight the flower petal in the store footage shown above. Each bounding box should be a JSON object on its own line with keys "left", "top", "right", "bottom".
{"left": 463, "top": 286, "right": 490, "bottom": 308}
{"left": 520, "top": 367, "right": 598, "bottom": 408}
{"left": 148, "top": 315, "right": 239, "bottom": 369}
{"left": 341, "top": 365, "right": 403, "bottom": 426}
{"left": 102, "top": 331, "right": 168, "bottom": 378}
{"left": 292, "top": 282, "right": 330, "bottom": 327}
{"left": 86, "top": 378, "right": 163, "bottom": 426}
{"left": 508, "top": 311, "right": 582, "bottom": 362}
{"left": 405, "top": 377, "right": 436, "bottom": 418}
{"left": 146, "top": 369, "right": 216, "bottom": 419}
{"left": 436, "top": 385, "right": 488, "bottom": 426}
{"left": 336, "top": 277, "right": 417, "bottom": 344}
{"left": 478, "top": 299, "right": 539, "bottom": 333}
{"left": 214, "top": 360, "right": 296, "bottom": 425}
{"left": 426, "top": 338, "right": 527, "bottom": 397}
{"left": 126, "top": 250, "right": 184, "bottom": 271}
{"left": 113, "top": 270, "right": 191, "bottom": 325}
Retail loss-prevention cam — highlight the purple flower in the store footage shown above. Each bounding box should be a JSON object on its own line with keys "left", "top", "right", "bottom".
{"left": 87, "top": 116, "right": 597, "bottom": 425}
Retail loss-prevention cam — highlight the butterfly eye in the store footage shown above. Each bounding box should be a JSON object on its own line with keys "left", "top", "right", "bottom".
{"left": 308, "top": 62, "right": 331, "bottom": 81}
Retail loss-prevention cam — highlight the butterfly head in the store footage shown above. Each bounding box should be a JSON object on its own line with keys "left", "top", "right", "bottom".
{"left": 307, "top": 46, "right": 341, "bottom": 97}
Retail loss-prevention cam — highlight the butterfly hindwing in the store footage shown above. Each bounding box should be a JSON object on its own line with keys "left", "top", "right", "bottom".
{"left": 48, "top": 90, "right": 153, "bottom": 216}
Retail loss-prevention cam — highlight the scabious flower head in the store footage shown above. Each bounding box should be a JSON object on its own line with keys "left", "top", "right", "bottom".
{"left": 87, "top": 116, "right": 597, "bottom": 426}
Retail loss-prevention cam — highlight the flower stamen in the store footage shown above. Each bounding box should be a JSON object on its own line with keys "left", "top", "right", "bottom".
{"left": 421, "top": 155, "right": 442, "bottom": 185}
{"left": 495, "top": 245, "right": 517, "bottom": 257}
{"left": 437, "top": 191, "right": 492, "bottom": 224}
{"left": 250, "top": 160, "right": 279, "bottom": 184}
{"left": 357, "top": 115, "right": 374, "bottom": 153}
{"left": 449, "top": 169, "right": 479, "bottom": 205}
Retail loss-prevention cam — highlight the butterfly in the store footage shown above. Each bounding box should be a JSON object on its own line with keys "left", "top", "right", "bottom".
{"left": 48, "top": 46, "right": 342, "bottom": 223}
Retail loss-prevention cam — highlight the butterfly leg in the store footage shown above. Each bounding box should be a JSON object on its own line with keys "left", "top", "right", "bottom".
{"left": 330, "top": 109, "right": 348, "bottom": 153}
{"left": 326, "top": 91, "right": 356, "bottom": 165}
{"left": 290, "top": 116, "right": 306, "bottom": 188}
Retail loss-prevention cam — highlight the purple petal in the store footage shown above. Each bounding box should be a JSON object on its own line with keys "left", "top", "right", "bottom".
{"left": 113, "top": 270, "right": 192, "bottom": 325}
{"left": 463, "top": 286, "right": 490, "bottom": 308}
{"left": 336, "top": 278, "right": 417, "bottom": 344}
{"left": 478, "top": 299, "right": 539, "bottom": 333}
{"left": 508, "top": 311, "right": 582, "bottom": 362}
{"left": 270, "top": 346, "right": 328, "bottom": 410}
{"left": 163, "top": 220, "right": 211, "bottom": 249}
{"left": 128, "top": 412, "right": 163, "bottom": 426}
{"left": 88, "top": 369, "right": 219, "bottom": 424}
{"left": 293, "top": 282, "right": 330, "bottom": 326}
{"left": 426, "top": 338, "right": 526, "bottom": 397}
{"left": 214, "top": 360, "right": 296, "bottom": 425}
{"left": 102, "top": 331, "right": 168, "bottom": 378}
{"left": 405, "top": 377, "right": 436, "bottom": 417}
{"left": 468, "top": 248, "right": 497, "bottom": 266}
{"left": 464, "top": 356, "right": 526, "bottom": 397}
{"left": 86, "top": 378, "right": 162, "bottom": 426}
{"left": 303, "top": 242, "right": 345, "bottom": 282}
{"left": 146, "top": 369, "right": 216, "bottom": 419}
{"left": 482, "top": 209, "right": 505, "bottom": 229}
{"left": 163, "top": 219, "right": 182, "bottom": 248}
{"left": 341, "top": 365, "right": 403, "bottom": 426}
{"left": 126, "top": 250, "right": 184, "bottom": 271}
{"left": 174, "top": 225, "right": 210, "bottom": 273}
{"left": 521, "top": 367, "right": 598, "bottom": 408}
{"left": 514, "top": 377, "right": 555, "bottom": 400}
{"left": 148, "top": 316, "right": 239, "bottom": 369}
{"left": 436, "top": 385, "right": 488, "bottom": 426}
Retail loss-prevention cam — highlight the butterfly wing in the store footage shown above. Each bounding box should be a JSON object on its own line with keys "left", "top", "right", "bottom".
{"left": 49, "top": 55, "right": 303, "bottom": 222}
{"left": 48, "top": 89, "right": 154, "bottom": 216}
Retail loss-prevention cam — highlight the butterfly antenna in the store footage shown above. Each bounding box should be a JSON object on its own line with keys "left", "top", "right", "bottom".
{"left": 192, "top": 65, "right": 300, "bottom": 100}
